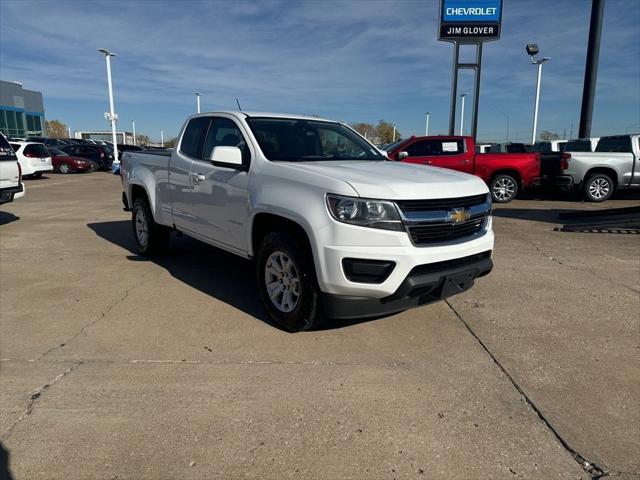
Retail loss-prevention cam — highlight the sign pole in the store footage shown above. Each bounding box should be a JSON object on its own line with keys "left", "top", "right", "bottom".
{"left": 439, "top": 0, "right": 502, "bottom": 141}
{"left": 471, "top": 42, "right": 483, "bottom": 141}
{"left": 448, "top": 42, "right": 460, "bottom": 136}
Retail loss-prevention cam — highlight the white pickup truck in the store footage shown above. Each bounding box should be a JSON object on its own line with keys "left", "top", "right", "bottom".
{"left": 121, "top": 112, "right": 494, "bottom": 331}
{"left": 559, "top": 134, "right": 640, "bottom": 201}
{"left": 0, "top": 133, "right": 25, "bottom": 206}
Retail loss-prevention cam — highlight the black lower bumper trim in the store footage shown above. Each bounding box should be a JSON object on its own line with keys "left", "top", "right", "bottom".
{"left": 321, "top": 251, "right": 493, "bottom": 320}
{"left": 539, "top": 175, "right": 574, "bottom": 187}
{"left": 0, "top": 184, "right": 23, "bottom": 204}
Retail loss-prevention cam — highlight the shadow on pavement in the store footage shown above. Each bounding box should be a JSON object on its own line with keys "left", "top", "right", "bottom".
{"left": 0, "top": 442, "right": 13, "bottom": 480}
{"left": 0, "top": 212, "right": 20, "bottom": 226}
{"left": 494, "top": 205, "right": 640, "bottom": 225}
{"left": 87, "top": 220, "right": 383, "bottom": 331}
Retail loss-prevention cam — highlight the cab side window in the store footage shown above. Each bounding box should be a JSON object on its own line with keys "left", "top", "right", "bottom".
{"left": 180, "top": 117, "right": 212, "bottom": 159}
{"left": 406, "top": 140, "right": 429, "bottom": 157}
{"left": 202, "top": 117, "right": 251, "bottom": 165}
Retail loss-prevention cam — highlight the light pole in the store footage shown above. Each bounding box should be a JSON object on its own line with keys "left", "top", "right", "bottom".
{"left": 132, "top": 120, "right": 136, "bottom": 145}
{"left": 392, "top": 124, "right": 396, "bottom": 142}
{"left": 194, "top": 92, "right": 201, "bottom": 113}
{"left": 160, "top": 130, "right": 164, "bottom": 147}
{"left": 459, "top": 93, "right": 468, "bottom": 135}
{"left": 494, "top": 108, "right": 510, "bottom": 143}
{"left": 526, "top": 44, "right": 550, "bottom": 144}
{"left": 425, "top": 112, "right": 430, "bottom": 136}
{"left": 98, "top": 48, "right": 119, "bottom": 170}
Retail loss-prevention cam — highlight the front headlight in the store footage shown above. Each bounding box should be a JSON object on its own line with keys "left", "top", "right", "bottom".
{"left": 326, "top": 194, "right": 404, "bottom": 231}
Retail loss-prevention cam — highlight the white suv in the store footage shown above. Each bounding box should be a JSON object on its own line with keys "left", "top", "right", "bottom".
{"left": 0, "top": 133, "right": 25, "bottom": 205}
{"left": 9, "top": 141, "right": 53, "bottom": 179}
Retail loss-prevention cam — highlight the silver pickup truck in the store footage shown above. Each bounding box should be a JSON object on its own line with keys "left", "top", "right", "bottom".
{"left": 557, "top": 134, "right": 640, "bottom": 201}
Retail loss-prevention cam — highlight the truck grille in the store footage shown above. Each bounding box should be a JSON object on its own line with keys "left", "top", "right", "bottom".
{"left": 395, "top": 194, "right": 490, "bottom": 245}
{"left": 395, "top": 194, "right": 487, "bottom": 212}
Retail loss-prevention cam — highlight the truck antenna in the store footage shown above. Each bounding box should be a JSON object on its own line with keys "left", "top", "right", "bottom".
{"left": 236, "top": 98, "right": 242, "bottom": 111}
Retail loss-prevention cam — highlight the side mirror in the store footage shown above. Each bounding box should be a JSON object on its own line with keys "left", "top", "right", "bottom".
{"left": 210, "top": 146, "right": 243, "bottom": 167}
{"left": 398, "top": 151, "right": 409, "bottom": 160}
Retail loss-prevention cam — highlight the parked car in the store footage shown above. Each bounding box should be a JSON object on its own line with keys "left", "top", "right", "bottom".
{"left": 386, "top": 136, "right": 541, "bottom": 203}
{"left": 565, "top": 138, "right": 600, "bottom": 152}
{"left": 24, "top": 137, "right": 70, "bottom": 148}
{"left": 0, "top": 133, "right": 25, "bottom": 205}
{"left": 122, "top": 111, "right": 494, "bottom": 331}
{"left": 9, "top": 141, "right": 53, "bottom": 178}
{"left": 489, "top": 142, "right": 530, "bottom": 153}
{"left": 554, "top": 134, "right": 640, "bottom": 201}
{"left": 60, "top": 144, "right": 114, "bottom": 170}
{"left": 48, "top": 148, "right": 95, "bottom": 174}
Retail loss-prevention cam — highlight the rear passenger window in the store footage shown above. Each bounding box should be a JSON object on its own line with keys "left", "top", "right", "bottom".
{"left": 596, "top": 137, "right": 632, "bottom": 153}
{"left": 406, "top": 139, "right": 464, "bottom": 157}
{"left": 180, "top": 117, "right": 212, "bottom": 159}
{"left": 202, "top": 117, "right": 251, "bottom": 164}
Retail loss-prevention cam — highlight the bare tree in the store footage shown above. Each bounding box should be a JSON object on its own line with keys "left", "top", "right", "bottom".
{"left": 539, "top": 130, "right": 560, "bottom": 141}
{"left": 45, "top": 119, "right": 68, "bottom": 138}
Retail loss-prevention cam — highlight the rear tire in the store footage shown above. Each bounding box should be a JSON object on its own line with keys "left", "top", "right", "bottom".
{"left": 490, "top": 174, "right": 519, "bottom": 203}
{"left": 131, "top": 197, "right": 170, "bottom": 256}
{"left": 31, "top": 172, "right": 43, "bottom": 179}
{"left": 583, "top": 173, "right": 614, "bottom": 202}
{"left": 256, "top": 231, "right": 323, "bottom": 332}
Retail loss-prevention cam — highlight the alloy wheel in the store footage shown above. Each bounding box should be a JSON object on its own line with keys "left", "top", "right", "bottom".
{"left": 135, "top": 208, "right": 149, "bottom": 248}
{"left": 264, "top": 251, "right": 300, "bottom": 313}
{"left": 588, "top": 178, "right": 610, "bottom": 200}
{"left": 492, "top": 177, "right": 516, "bottom": 201}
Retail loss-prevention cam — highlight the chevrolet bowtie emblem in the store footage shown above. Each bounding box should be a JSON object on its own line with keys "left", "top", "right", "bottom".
{"left": 448, "top": 208, "right": 471, "bottom": 224}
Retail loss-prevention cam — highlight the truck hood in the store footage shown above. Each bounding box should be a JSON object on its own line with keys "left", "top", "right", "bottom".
{"left": 282, "top": 160, "right": 488, "bottom": 199}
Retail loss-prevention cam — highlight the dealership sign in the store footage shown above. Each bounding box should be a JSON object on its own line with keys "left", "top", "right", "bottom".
{"left": 439, "top": 0, "right": 503, "bottom": 42}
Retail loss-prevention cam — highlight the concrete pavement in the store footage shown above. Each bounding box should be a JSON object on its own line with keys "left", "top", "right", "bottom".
{"left": 0, "top": 173, "right": 637, "bottom": 479}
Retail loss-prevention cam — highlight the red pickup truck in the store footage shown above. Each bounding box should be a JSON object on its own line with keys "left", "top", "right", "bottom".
{"left": 386, "top": 136, "right": 540, "bottom": 203}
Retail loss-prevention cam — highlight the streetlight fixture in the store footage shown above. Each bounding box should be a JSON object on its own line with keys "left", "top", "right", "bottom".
{"left": 194, "top": 92, "right": 201, "bottom": 113}
{"left": 459, "top": 93, "right": 468, "bottom": 135}
{"left": 97, "top": 48, "right": 119, "bottom": 170}
{"left": 425, "top": 112, "right": 430, "bottom": 136}
{"left": 526, "top": 44, "right": 550, "bottom": 144}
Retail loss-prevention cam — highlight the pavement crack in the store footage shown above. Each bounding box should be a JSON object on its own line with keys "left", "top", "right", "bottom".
{"left": 445, "top": 299, "right": 609, "bottom": 480}
{"left": 515, "top": 234, "right": 639, "bottom": 295}
{"left": 0, "top": 361, "right": 84, "bottom": 441}
{"left": 31, "top": 277, "right": 153, "bottom": 361}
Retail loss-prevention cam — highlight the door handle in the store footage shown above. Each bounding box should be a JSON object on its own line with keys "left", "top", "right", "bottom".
{"left": 191, "top": 173, "right": 205, "bottom": 184}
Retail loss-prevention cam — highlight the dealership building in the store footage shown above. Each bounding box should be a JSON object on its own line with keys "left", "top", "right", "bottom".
{"left": 0, "top": 80, "right": 46, "bottom": 138}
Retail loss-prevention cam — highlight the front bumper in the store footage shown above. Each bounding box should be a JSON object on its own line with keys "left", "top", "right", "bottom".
{"left": 314, "top": 216, "right": 494, "bottom": 298}
{"left": 322, "top": 250, "right": 493, "bottom": 319}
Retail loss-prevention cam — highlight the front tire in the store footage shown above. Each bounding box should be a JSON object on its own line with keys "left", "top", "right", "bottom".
{"left": 58, "top": 162, "right": 71, "bottom": 174}
{"left": 583, "top": 173, "right": 614, "bottom": 202}
{"left": 131, "top": 197, "right": 170, "bottom": 256}
{"left": 256, "top": 232, "right": 323, "bottom": 332}
{"left": 490, "top": 174, "right": 519, "bottom": 203}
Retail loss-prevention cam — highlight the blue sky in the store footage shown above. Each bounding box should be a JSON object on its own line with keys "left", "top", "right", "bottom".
{"left": 1, "top": 0, "right": 638, "bottom": 142}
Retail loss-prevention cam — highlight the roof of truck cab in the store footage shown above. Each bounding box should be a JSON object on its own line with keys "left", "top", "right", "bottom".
{"left": 195, "top": 111, "right": 338, "bottom": 123}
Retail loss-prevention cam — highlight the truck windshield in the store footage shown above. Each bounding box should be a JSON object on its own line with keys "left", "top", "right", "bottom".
{"left": 246, "top": 117, "right": 386, "bottom": 161}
